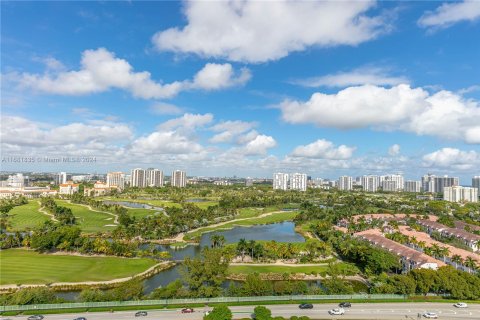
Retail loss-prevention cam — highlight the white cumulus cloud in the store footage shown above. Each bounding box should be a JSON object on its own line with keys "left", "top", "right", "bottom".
{"left": 422, "top": 148, "right": 480, "bottom": 170}
{"left": 418, "top": 0, "right": 480, "bottom": 29}
{"left": 243, "top": 135, "right": 277, "bottom": 156}
{"left": 9, "top": 48, "right": 250, "bottom": 99}
{"left": 209, "top": 120, "right": 257, "bottom": 144}
{"left": 278, "top": 84, "right": 480, "bottom": 144}
{"left": 152, "top": 0, "right": 388, "bottom": 63}
{"left": 291, "top": 139, "right": 355, "bottom": 160}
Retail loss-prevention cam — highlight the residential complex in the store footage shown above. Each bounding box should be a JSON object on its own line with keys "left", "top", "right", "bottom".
{"left": 361, "top": 175, "right": 379, "bottom": 192}
{"left": 404, "top": 180, "right": 421, "bottom": 193}
{"left": 473, "top": 176, "right": 480, "bottom": 194}
{"left": 272, "top": 172, "right": 307, "bottom": 191}
{"left": 131, "top": 168, "right": 147, "bottom": 188}
{"left": 444, "top": 186, "right": 478, "bottom": 203}
{"left": 171, "top": 170, "right": 187, "bottom": 188}
{"left": 146, "top": 168, "right": 163, "bottom": 187}
{"left": 59, "top": 182, "right": 79, "bottom": 195}
{"left": 338, "top": 176, "right": 353, "bottom": 191}
{"left": 273, "top": 173, "right": 289, "bottom": 191}
{"left": 290, "top": 173, "right": 307, "bottom": 192}
{"left": 107, "top": 172, "right": 126, "bottom": 190}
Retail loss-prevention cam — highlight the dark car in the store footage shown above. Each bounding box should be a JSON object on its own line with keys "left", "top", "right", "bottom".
{"left": 135, "top": 311, "right": 148, "bottom": 317}
{"left": 299, "top": 303, "right": 313, "bottom": 309}
{"left": 73, "top": 318, "right": 87, "bottom": 320}
{"left": 181, "top": 308, "right": 194, "bottom": 313}
{"left": 339, "top": 302, "right": 352, "bottom": 308}
{"left": 27, "top": 316, "right": 44, "bottom": 320}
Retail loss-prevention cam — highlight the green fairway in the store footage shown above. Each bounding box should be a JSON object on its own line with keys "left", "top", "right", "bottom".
{"left": 227, "top": 264, "right": 329, "bottom": 274}
{"left": 127, "top": 207, "right": 164, "bottom": 219}
{"left": 8, "top": 201, "right": 49, "bottom": 230}
{"left": 0, "top": 249, "right": 157, "bottom": 285}
{"left": 56, "top": 200, "right": 117, "bottom": 233}
{"left": 185, "top": 211, "right": 299, "bottom": 239}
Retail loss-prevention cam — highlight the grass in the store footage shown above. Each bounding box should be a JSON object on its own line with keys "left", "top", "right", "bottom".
{"left": 56, "top": 200, "right": 117, "bottom": 233}
{"left": 101, "top": 197, "right": 219, "bottom": 209}
{"left": 227, "top": 264, "right": 329, "bottom": 274}
{"left": 0, "top": 249, "right": 157, "bottom": 285}
{"left": 8, "top": 201, "right": 49, "bottom": 231}
{"left": 185, "top": 211, "right": 299, "bottom": 240}
{"left": 126, "top": 207, "right": 163, "bottom": 219}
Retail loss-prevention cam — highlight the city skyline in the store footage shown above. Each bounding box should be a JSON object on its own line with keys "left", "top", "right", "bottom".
{"left": 1, "top": 1, "right": 480, "bottom": 180}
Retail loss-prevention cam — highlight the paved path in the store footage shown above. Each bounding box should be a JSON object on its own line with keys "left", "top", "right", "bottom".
{"left": 8, "top": 302, "right": 480, "bottom": 319}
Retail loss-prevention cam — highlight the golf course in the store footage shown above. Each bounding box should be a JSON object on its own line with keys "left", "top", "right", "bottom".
{"left": 0, "top": 249, "right": 157, "bottom": 285}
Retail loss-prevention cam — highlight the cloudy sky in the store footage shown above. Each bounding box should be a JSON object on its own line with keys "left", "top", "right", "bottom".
{"left": 1, "top": 0, "right": 479, "bottom": 183}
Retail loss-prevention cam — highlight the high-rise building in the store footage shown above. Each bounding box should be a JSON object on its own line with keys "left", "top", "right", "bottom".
{"left": 290, "top": 173, "right": 307, "bottom": 192}
{"left": 146, "top": 168, "right": 164, "bottom": 187}
{"left": 107, "top": 172, "right": 125, "bottom": 190}
{"left": 171, "top": 170, "right": 186, "bottom": 188}
{"left": 434, "top": 176, "right": 459, "bottom": 193}
{"left": 422, "top": 174, "right": 436, "bottom": 193}
{"left": 245, "top": 177, "right": 253, "bottom": 187}
{"left": 7, "top": 173, "right": 25, "bottom": 188}
{"left": 404, "top": 180, "right": 421, "bottom": 193}
{"left": 338, "top": 176, "right": 353, "bottom": 191}
{"left": 444, "top": 186, "right": 478, "bottom": 203}
{"left": 473, "top": 176, "right": 480, "bottom": 195}
{"left": 55, "top": 172, "right": 67, "bottom": 185}
{"left": 361, "top": 175, "right": 379, "bottom": 192}
{"left": 273, "top": 173, "right": 289, "bottom": 191}
{"left": 380, "top": 174, "right": 404, "bottom": 192}
{"left": 131, "top": 168, "right": 146, "bottom": 188}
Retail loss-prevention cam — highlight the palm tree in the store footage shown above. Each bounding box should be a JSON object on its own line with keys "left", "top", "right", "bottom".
{"left": 451, "top": 254, "right": 463, "bottom": 269}
{"left": 464, "top": 256, "right": 478, "bottom": 273}
{"left": 438, "top": 246, "right": 450, "bottom": 262}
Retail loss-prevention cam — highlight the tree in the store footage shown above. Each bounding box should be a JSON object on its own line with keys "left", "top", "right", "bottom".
{"left": 464, "top": 256, "right": 478, "bottom": 273}
{"left": 204, "top": 305, "right": 232, "bottom": 320}
{"left": 451, "top": 254, "right": 463, "bottom": 268}
{"left": 254, "top": 306, "right": 272, "bottom": 320}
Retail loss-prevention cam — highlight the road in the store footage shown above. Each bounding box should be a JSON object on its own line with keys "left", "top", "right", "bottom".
{"left": 6, "top": 303, "right": 480, "bottom": 320}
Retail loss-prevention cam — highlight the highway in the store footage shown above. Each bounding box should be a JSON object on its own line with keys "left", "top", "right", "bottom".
{"left": 6, "top": 303, "right": 480, "bottom": 320}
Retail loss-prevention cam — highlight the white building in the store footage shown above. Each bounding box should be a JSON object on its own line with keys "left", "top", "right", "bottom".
{"left": 435, "top": 176, "right": 459, "bottom": 193}
{"left": 59, "top": 182, "right": 79, "bottom": 195}
{"left": 131, "top": 168, "right": 146, "bottom": 188}
{"left": 107, "top": 172, "right": 125, "bottom": 190}
{"left": 444, "top": 186, "right": 478, "bottom": 203}
{"left": 338, "top": 176, "right": 353, "bottom": 191}
{"left": 6, "top": 173, "right": 25, "bottom": 188}
{"left": 171, "top": 170, "right": 186, "bottom": 188}
{"left": 245, "top": 177, "right": 253, "bottom": 187}
{"left": 290, "top": 173, "right": 307, "bottom": 192}
{"left": 55, "top": 172, "right": 68, "bottom": 185}
{"left": 361, "top": 175, "right": 379, "bottom": 192}
{"left": 146, "top": 168, "right": 163, "bottom": 187}
{"left": 404, "top": 180, "right": 421, "bottom": 193}
{"left": 421, "top": 174, "right": 436, "bottom": 193}
{"left": 0, "top": 186, "right": 57, "bottom": 199}
{"left": 380, "top": 174, "right": 404, "bottom": 192}
{"left": 273, "top": 173, "right": 289, "bottom": 191}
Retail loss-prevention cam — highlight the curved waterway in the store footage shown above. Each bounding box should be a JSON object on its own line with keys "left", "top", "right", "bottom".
{"left": 57, "top": 222, "right": 304, "bottom": 300}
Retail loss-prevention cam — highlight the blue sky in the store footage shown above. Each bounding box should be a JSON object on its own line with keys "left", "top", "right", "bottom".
{"left": 1, "top": 0, "right": 479, "bottom": 183}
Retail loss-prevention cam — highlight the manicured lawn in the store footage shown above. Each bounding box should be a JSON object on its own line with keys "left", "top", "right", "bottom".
{"left": 127, "top": 207, "right": 164, "bottom": 219}
{"left": 185, "top": 211, "right": 299, "bottom": 239}
{"left": 227, "top": 264, "right": 329, "bottom": 274}
{"left": 8, "top": 201, "right": 49, "bottom": 230}
{"left": 56, "top": 200, "right": 117, "bottom": 233}
{"left": 0, "top": 249, "right": 157, "bottom": 285}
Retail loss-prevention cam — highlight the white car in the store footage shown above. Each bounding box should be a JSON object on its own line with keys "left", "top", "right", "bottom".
{"left": 454, "top": 302, "right": 468, "bottom": 308}
{"left": 328, "top": 308, "right": 345, "bottom": 315}
{"left": 423, "top": 312, "right": 438, "bottom": 319}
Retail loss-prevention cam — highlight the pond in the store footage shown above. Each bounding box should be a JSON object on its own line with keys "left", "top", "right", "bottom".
{"left": 57, "top": 222, "right": 304, "bottom": 299}
{"left": 103, "top": 200, "right": 164, "bottom": 211}
{"left": 142, "top": 221, "right": 305, "bottom": 293}
{"left": 185, "top": 198, "right": 210, "bottom": 203}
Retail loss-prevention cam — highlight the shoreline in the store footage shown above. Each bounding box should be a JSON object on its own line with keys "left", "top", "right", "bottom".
{"left": 0, "top": 261, "right": 176, "bottom": 293}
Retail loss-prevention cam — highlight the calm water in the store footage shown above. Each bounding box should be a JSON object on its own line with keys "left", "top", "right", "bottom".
{"left": 103, "top": 200, "right": 164, "bottom": 211}
{"left": 142, "top": 222, "right": 305, "bottom": 293}
{"left": 58, "top": 222, "right": 303, "bottom": 299}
